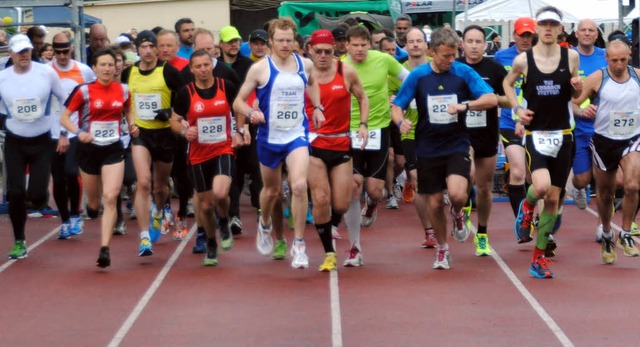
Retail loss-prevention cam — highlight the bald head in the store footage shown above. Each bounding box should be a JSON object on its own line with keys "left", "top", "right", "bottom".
{"left": 606, "top": 40, "right": 631, "bottom": 78}
{"left": 52, "top": 32, "right": 70, "bottom": 44}
{"left": 89, "top": 24, "right": 109, "bottom": 51}
{"left": 576, "top": 19, "right": 598, "bottom": 51}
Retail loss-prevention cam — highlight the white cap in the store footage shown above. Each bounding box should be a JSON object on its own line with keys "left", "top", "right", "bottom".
{"left": 114, "top": 35, "right": 131, "bottom": 44}
{"left": 8, "top": 34, "right": 33, "bottom": 53}
{"left": 536, "top": 11, "right": 562, "bottom": 23}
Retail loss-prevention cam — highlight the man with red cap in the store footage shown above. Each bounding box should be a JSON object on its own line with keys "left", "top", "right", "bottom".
{"left": 494, "top": 17, "right": 536, "bottom": 235}
{"left": 304, "top": 29, "right": 369, "bottom": 271}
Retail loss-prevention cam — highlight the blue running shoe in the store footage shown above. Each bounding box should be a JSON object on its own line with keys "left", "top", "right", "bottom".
{"left": 529, "top": 256, "right": 554, "bottom": 278}
{"left": 149, "top": 208, "right": 163, "bottom": 243}
{"left": 162, "top": 204, "right": 173, "bottom": 234}
{"left": 192, "top": 231, "right": 207, "bottom": 254}
{"left": 138, "top": 237, "right": 153, "bottom": 256}
{"left": 514, "top": 200, "right": 534, "bottom": 243}
{"left": 69, "top": 215, "right": 84, "bottom": 235}
{"left": 58, "top": 221, "right": 72, "bottom": 240}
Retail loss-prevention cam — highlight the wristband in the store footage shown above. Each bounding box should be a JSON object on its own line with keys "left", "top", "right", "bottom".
{"left": 60, "top": 130, "right": 68, "bottom": 137}
{"left": 360, "top": 121, "right": 368, "bottom": 128}
{"left": 236, "top": 128, "right": 245, "bottom": 136}
{"left": 464, "top": 102, "right": 470, "bottom": 112}
{"left": 314, "top": 105, "right": 325, "bottom": 112}
{"left": 75, "top": 129, "right": 82, "bottom": 136}
{"left": 513, "top": 106, "right": 524, "bottom": 114}
{"left": 397, "top": 119, "right": 402, "bottom": 128}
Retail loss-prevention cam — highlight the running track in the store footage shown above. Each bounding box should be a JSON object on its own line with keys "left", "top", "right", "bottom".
{"left": 1, "top": 197, "right": 638, "bottom": 346}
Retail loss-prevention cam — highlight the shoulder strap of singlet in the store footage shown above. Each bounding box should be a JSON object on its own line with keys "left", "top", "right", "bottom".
{"left": 337, "top": 60, "right": 343, "bottom": 76}
{"left": 560, "top": 47, "right": 569, "bottom": 70}
{"left": 216, "top": 77, "right": 225, "bottom": 94}
{"left": 628, "top": 65, "right": 640, "bottom": 87}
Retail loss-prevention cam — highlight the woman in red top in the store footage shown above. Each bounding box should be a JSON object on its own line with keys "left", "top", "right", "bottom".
{"left": 170, "top": 49, "right": 238, "bottom": 266}
{"left": 60, "top": 48, "right": 132, "bottom": 268}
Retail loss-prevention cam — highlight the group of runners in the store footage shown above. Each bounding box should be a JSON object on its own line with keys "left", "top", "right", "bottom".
{"left": 1, "top": 6, "right": 639, "bottom": 279}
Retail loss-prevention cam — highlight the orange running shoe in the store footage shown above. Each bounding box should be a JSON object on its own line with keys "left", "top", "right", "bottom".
{"left": 402, "top": 181, "right": 415, "bottom": 204}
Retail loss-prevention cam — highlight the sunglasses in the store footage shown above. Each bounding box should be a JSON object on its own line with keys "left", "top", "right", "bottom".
{"left": 313, "top": 48, "right": 333, "bottom": 56}
{"left": 54, "top": 49, "right": 71, "bottom": 55}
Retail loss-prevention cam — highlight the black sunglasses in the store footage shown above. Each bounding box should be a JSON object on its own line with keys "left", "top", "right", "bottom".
{"left": 54, "top": 49, "right": 71, "bottom": 55}
{"left": 313, "top": 48, "right": 333, "bottom": 56}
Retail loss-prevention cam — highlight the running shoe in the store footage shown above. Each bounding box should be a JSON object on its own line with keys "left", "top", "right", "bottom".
{"left": 331, "top": 225, "right": 343, "bottom": 239}
{"left": 393, "top": 183, "right": 403, "bottom": 200}
{"left": 162, "top": 204, "right": 173, "bottom": 234}
{"left": 8, "top": 241, "right": 27, "bottom": 259}
{"left": 306, "top": 207, "right": 314, "bottom": 224}
{"left": 58, "top": 221, "right": 72, "bottom": 240}
{"left": 343, "top": 245, "right": 364, "bottom": 267}
{"left": 149, "top": 208, "right": 163, "bottom": 243}
{"left": 600, "top": 234, "right": 617, "bottom": 264}
{"left": 69, "top": 215, "right": 84, "bottom": 235}
{"left": 530, "top": 256, "right": 554, "bottom": 279}
{"left": 573, "top": 187, "right": 587, "bottom": 210}
{"left": 386, "top": 195, "right": 399, "bottom": 209}
{"left": 192, "top": 231, "right": 207, "bottom": 254}
{"left": 173, "top": 217, "right": 188, "bottom": 241}
{"left": 402, "top": 181, "right": 415, "bottom": 204}
{"left": 545, "top": 238, "right": 557, "bottom": 258}
{"left": 272, "top": 239, "right": 287, "bottom": 260}
{"left": 186, "top": 202, "right": 195, "bottom": 217}
{"left": 290, "top": 242, "right": 309, "bottom": 269}
{"left": 474, "top": 233, "right": 491, "bottom": 256}
{"left": 96, "top": 246, "right": 111, "bottom": 268}
{"left": 138, "top": 237, "right": 153, "bottom": 257}
{"left": 229, "top": 216, "right": 243, "bottom": 236}
{"left": 203, "top": 248, "right": 218, "bottom": 266}
{"left": 551, "top": 207, "right": 563, "bottom": 234}
{"left": 361, "top": 196, "right": 378, "bottom": 227}
{"left": 256, "top": 218, "right": 274, "bottom": 256}
{"left": 421, "top": 229, "right": 437, "bottom": 248}
{"left": 126, "top": 202, "right": 137, "bottom": 220}
{"left": 462, "top": 201, "right": 473, "bottom": 232}
{"left": 618, "top": 232, "right": 640, "bottom": 257}
{"left": 514, "top": 199, "right": 534, "bottom": 243}
{"left": 595, "top": 224, "right": 604, "bottom": 243}
{"left": 451, "top": 207, "right": 470, "bottom": 242}
{"left": 631, "top": 221, "right": 640, "bottom": 236}
{"left": 319, "top": 252, "right": 337, "bottom": 272}
{"left": 432, "top": 247, "right": 451, "bottom": 270}
{"left": 113, "top": 220, "right": 126, "bottom": 236}
{"left": 220, "top": 221, "right": 234, "bottom": 251}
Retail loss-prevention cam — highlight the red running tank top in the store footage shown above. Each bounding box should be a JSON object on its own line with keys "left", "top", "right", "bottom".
{"left": 305, "top": 61, "right": 351, "bottom": 151}
{"left": 186, "top": 78, "right": 234, "bottom": 165}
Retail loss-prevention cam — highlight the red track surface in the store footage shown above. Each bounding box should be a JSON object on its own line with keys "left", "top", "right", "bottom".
{"left": 1, "top": 197, "right": 639, "bottom": 346}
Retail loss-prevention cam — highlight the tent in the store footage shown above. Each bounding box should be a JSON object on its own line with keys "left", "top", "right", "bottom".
{"left": 32, "top": 6, "right": 101, "bottom": 28}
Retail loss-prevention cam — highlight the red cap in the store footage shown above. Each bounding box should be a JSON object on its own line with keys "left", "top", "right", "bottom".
{"left": 309, "top": 30, "right": 334, "bottom": 46}
{"left": 514, "top": 17, "right": 536, "bottom": 35}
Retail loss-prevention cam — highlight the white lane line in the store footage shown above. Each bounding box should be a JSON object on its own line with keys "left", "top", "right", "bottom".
{"left": 107, "top": 225, "right": 196, "bottom": 347}
{"left": 585, "top": 206, "right": 622, "bottom": 231}
{"left": 330, "top": 270, "right": 343, "bottom": 347}
{"left": 0, "top": 225, "right": 60, "bottom": 274}
{"left": 471, "top": 225, "right": 574, "bottom": 347}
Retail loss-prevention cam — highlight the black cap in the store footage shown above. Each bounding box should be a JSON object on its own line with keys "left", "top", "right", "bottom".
{"left": 135, "top": 30, "right": 157, "bottom": 47}
{"left": 331, "top": 27, "right": 347, "bottom": 40}
{"left": 249, "top": 29, "right": 268, "bottom": 42}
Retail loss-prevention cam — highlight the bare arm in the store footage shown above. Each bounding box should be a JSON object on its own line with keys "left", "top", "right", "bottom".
{"left": 503, "top": 53, "right": 534, "bottom": 125}
{"left": 232, "top": 60, "right": 265, "bottom": 124}
{"left": 568, "top": 50, "right": 583, "bottom": 98}
{"left": 304, "top": 58, "right": 325, "bottom": 129}
{"left": 572, "top": 70, "right": 601, "bottom": 119}
{"left": 344, "top": 63, "right": 369, "bottom": 148}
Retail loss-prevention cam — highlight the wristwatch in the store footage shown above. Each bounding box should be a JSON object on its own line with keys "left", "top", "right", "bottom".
{"left": 360, "top": 121, "right": 368, "bottom": 128}
{"left": 236, "top": 128, "right": 245, "bottom": 136}
{"left": 314, "top": 105, "right": 325, "bottom": 112}
{"left": 60, "top": 130, "right": 68, "bottom": 137}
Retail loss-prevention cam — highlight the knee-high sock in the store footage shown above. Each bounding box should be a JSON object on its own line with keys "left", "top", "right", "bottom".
{"left": 344, "top": 199, "right": 361, "bottom": 250}
{"left": 507, "top": 184, "right": 526, "bottom": 217}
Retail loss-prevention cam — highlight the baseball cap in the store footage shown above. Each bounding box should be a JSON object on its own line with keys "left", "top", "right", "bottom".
{"left": 309, "top": 30, "right": 334, "bottom": 46}
{"left": 8, "top": 34, "right": 33, "bottom": 53}
{"left": 331, "top": 27, "right": 347, "bottom": 40}
{"left": 220, "top": 26, "right": 242, "bottom": 42}
{"left": 135, "top": 30, "right": 157, "bottom": 47}
{"left": 249, "top": 29, "right": 268, "bottom": 42}
{"left": 514, "top": 17, "right": 536, "bottom": 35}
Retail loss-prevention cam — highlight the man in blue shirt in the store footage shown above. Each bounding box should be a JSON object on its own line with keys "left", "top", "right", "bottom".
{"left": 391, "top": 28, "right": 497, "bottom": 270}
{"left": 175, "top": 18, "right": 194, "bottom": 59}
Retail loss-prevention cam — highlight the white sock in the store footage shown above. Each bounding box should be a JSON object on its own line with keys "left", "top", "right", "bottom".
{"left": 140, "top": 230, "right": 150, "bottom": 239}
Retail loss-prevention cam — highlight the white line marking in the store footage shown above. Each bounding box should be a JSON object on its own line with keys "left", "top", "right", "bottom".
{"left": 585, "top": 206, "right": 622, "bottom": 231}
{"left": 107, "top": 225, "right": 196, "bottom": 347}
{"left": 330, "top": 239, "right": 343, "bottom": 347}
{"left": 471, "top": 225, "right": 574, "bottom": 347}
{"left": 0, "top": 225, "right": 60, "bottom": 274}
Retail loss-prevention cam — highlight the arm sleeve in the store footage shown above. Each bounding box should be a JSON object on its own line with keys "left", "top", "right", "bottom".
{"left": 121, "top": 66, "right": 132, "bottom": 84}
{"left": 173, "top": 86, "right": 190, "bottom": 118}
{"left": 392, "top": 70, "right": 419, "bottom": 110}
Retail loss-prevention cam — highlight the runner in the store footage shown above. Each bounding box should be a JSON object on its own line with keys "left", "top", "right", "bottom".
{"left": 233, "top": 17, "right": 324, "bottom": 269}
{"left": 60, "top": 48, "right": 131, "bottom": 268}
{"left": 248, "top": 29, "right": 270, "bottom": 61}
{"left": 122, "top": 30, "right": 184, "bottom": 256}
{"left": 573, "top": 40, "right": 640, "bottom": 263}
{"left": 493, "top": 17, "right": 535, "bottom": 222}
{"left": 342, "top": 25, "right": 409, "bottom": 267}
{"left": 0, "top": 34, "right": 66, "bottom": 259}
{"left": 170, "top": 49, "right": 238, "bottom": 266}
{"left": 174, "top": 18, "right": 195, "bottom": 59}
{"left": 505, "top": 7, "right": 582, "bottom": 278}
{"left": 49, "top": 32, "right": 96, "bottom": 239}
{"left": 304, "top": 29, "right": 369, "bottom": 271}
{"left": 457, "top": 25, "right": 509, "bottom": 256}
{"left": 391, "top": 27, "right": 497, "bottom": 270}
{"left": 87, "top": 24, "right": 110, "bottom": 65}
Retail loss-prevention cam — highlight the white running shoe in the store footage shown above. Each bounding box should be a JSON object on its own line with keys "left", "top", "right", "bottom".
{"left": 432, "top": 247, "right": 451, "bottom": 269}
{"left": 343, "top": 245, "right": 364, "bottom": 267}
{"left": 595, "top": 224, "right": 604, "bottom": 243}
{"left": 451, "top": 207, "right": 471, "bottom": 242}
{"left": 573, "top": 187, "right": 587, "bottom": 210}
{"left": 290, "top": 242, "right": 309, "bottom": 269}
{"left": 256, "top": 219, "right": 274, "bottom": 256}
{"left": 386, "top": 195, "right": 399, "bottom": 209}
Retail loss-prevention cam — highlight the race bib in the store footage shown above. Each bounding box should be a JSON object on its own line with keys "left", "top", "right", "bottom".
{"left": 90, "top": 121, "right": 119, "bottom": 145}
{"left": 532, "top": 130, "right": 563, "bottom": 158}
{"left": 135, "top": 93, "right": 162, "bottom": 120}
{"left": 609, "top": 111, "right": 638, "bottom": 138}
{"left": 351, "top": 129, "right": 381, "bottom": 151}
{"left": 198, "top": 117, "right": 226, "bottom": 144}
{"left": 271, "top": 102, "right": 302, "bottom": 131}
{"left": 11, "top": 97, "right": 43, "bottom": 122}
{"left": 466, "top": 110, "right": 487, "bottom": 128}
{"left": 427, "top": 94, "right": 458, "bottom": 124}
